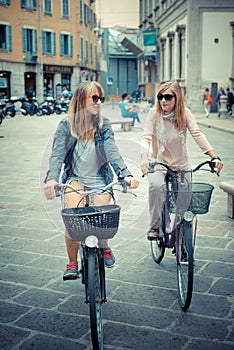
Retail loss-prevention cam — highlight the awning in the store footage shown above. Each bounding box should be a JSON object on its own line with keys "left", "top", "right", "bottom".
{"left": 120, "top": 37, "right": 143, "bottom": 56}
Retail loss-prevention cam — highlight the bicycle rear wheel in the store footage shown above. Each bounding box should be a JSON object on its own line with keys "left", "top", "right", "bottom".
{"left": 177, "top": 220, "right": 194, "bottom": 311}
{"left": 88, "top": 248, "right": 103, "bottom": 350}
{"left": 151, "top": 206, "right": 166, "bottom": 264}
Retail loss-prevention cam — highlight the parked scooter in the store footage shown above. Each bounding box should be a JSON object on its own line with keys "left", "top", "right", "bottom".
{"left": 60, "top": 99, "right": 70, "bottom": 113}
{"left": 19, "top": 97, "right": 44, "bottom": 116}
{"left": 41, "top": 96, "right": 69, "bottom": 115}
{"left": 0, "top": 98, "right": 17, "bottom": 117}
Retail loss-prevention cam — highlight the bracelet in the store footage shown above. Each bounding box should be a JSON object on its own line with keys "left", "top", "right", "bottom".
{"left": 211, "top": 156, "right": 221, "bottom": 161}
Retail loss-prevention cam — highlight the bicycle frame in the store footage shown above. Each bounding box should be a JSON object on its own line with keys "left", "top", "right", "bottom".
{"left": 55, "top": 179, "right": 131, "bottom": 350}
{"left": 149, "top": 160, "right": 216, "bottom": 311}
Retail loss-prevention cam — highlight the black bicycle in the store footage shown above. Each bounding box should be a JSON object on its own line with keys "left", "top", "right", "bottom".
{"left": 147, "top": 160, "right": 216, "bottom": 311}
{"left": 55, "top": 179, "right": 132, "bottom": 349}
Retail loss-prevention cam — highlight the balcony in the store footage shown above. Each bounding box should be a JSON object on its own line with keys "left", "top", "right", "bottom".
{"left": 25, "top": 52, "right": 38, "bottom": 64}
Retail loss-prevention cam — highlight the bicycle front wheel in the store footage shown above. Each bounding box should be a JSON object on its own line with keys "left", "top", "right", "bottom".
{"left": 88, "top": 248, "right": 103, "bottom": 350}
{"left": 151, "top": 206, "right": 166, "bottom": 264}
{"left": 177, "top": 220, "right": 194, "bottom": 311}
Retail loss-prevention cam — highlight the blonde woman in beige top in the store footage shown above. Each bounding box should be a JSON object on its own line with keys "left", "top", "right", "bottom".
{"left": 140, "top": 81, "right": 223, "bottom": 240}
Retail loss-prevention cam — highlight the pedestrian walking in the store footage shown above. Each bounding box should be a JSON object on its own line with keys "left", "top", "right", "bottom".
{"left": 226, "top": 88, "right": 233, "bottom": 115}
{"left": 202, "top": 87, "right": 212, "bottom": 117}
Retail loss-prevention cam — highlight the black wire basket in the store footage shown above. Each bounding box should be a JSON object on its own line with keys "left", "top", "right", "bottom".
{"left": 167, "top": 182, "right": 214, "bottom": 215}
{"left": 61, "top": 205, "right": 121, "bottom": 241}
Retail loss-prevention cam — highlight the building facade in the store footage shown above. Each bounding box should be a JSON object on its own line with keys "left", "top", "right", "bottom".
{"left": 139, "top": 0, "right": 234, "bottom": 111}
{"left": 0, "top": 0, "right": 99, "bottom": 101}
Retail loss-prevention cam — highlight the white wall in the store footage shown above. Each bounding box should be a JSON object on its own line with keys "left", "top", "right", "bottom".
{"left": 202, "top": 11, "right": 234, "bottom": 88}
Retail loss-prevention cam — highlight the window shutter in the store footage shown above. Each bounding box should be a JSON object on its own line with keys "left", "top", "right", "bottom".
{"left": 42, "top": 31, "right": 46, "bottom": 54}
{"left": 8, "top": 25, "right": 12, "bottom": 51}
{"left": 70, "top": 35, "right": 73, "bottom": 57}
{"left": 60, "top": 34, "right": 63, "bottom": 55}
{"left": 22, "top": 28, "right": 27, "bottom": 52}
{"left": 53, "top": 32, "right": 56, "bottom": 55}
{"left": 33, "top": 29, "right": 38, "bottom": 53}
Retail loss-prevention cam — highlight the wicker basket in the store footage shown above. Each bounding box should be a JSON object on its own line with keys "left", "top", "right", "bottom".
{"left": 61, "top": 205, "right": 121, "bottom": 241}
{"left": 167, "top": 182, "right": 214, "bottom": 215}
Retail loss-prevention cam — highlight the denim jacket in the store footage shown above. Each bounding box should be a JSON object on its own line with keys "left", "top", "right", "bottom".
{"left": 44, "top": 116, "right": 133, "bottom": 184}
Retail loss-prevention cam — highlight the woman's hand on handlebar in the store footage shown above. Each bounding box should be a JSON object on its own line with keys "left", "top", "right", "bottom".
{"left": 213, "top": 158, "right": 223, "bottom": 175}
{"left": 44, "top": 179, "right": 58, "bottom": 200}
{"left": 140, "top": 157, "right": 150, "bottom": 176}
{"left": 124, "top": 176, "right": 140, "bottom": 189}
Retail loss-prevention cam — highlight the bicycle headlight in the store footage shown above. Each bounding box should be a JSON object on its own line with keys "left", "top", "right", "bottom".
{"left": 85, "top": 235, "right": 98, "bottom": 248}
{"left": 183, "top": 210, "right": 194, "bottom": 222}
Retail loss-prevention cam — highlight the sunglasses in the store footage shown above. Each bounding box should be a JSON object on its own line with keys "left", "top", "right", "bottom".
{"left": 88, "top": 95, "right": 105, "bottom": 103}
{"left": 157, "top": 93, "right": 175, "bottom": 101}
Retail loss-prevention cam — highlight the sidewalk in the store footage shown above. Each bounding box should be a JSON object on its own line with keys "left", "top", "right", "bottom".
{"left": 103, "top": 101, "right": 234, "bottom": 135}
{"left": 194, "top": 111, "right": 234, "bottom": 135}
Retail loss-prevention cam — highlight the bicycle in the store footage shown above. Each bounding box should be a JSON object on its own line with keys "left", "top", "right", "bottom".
{"left": 146, "top": 160, "right": 216, "bottom": 311}
{"left": 54, "top": 179, "right": 132, "bottom": 350}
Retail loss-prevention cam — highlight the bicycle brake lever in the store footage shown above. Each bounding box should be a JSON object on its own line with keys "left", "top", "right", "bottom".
{"left": 54, "top": 184, "right": 61, "bottom": 197}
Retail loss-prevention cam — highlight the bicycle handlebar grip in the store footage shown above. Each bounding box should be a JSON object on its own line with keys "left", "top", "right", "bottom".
{"left": 54, "top": 184, "right": 61, "bottom": 197}
{"left": 211, "top": 162, "right": 216, "bottom": 173}
{"left": 122, "top": 180, "right": 128, "bottom": 193}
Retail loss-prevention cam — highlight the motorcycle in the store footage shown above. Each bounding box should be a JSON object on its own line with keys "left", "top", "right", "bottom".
{"left": 41, "top": 96, "right": 69, "bottom": 115}
{"left": 19, "top": 97, "right": 44, "bottom": 116}
{"left": 0, "top": 98, "right": 17, "bottom": 118}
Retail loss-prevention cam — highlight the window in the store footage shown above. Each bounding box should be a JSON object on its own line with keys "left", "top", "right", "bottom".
{"left": 89, "top": 8, "right": 93, "bottom": 29}
{"left": 80, "top": 0, "right": 82, "bottom": 22}
{"left": 61, "top": 0, "right": 69, "bottom": 18}
{"left": 80, "top": 36, "right": 84, "bottom": 64}
{"left": 85, "top": 39, "right": 88, "bottom": 62}
{"left": 84, "top": 3, "right": 88, "bottom": 26}
{"left": 0, "top": 1, "right": 11, "bottom": 5}
{"left": 60, "top": 33, "right": 73, "bottom": 56}
{"left": 21, "top": 0, "right": 37, "bottom": 10}
{"left": 90, "top": 42, "right": 93, "bottom": 64}
{"left": 44, "top": 0, "right": 52, "bottom": 14}
{"left": 93, "top": 13, "right": 97, "bottom": 29}
{"left": 0, "top": 24, "right": 12, "bottom": 51}
{"left": 42, "top": 30, "right": 56, "bottom": 55}
{"left": 22, "top": 28, "right": 38, "bottom": 53}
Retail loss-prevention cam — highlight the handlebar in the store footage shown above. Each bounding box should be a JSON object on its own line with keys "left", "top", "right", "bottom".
{"left": 54, "top": 178, "right": 132, "bottom": 198}
{"left": 147, "top": 160, "right": 217, "bottom": 175}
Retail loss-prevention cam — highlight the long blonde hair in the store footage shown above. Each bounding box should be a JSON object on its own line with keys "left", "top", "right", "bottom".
{"left": 69, "top": 81, "right": 104, "bottom": 140}
{"left": 155, "top": 81, "right": 186, "bottom": 130}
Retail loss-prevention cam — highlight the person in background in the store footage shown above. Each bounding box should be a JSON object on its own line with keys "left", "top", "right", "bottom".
{"left": 226, "top": 88, "right": 233, "bottom": 115}
{"left": 44, "top": 81, "right": 139, "bottom": 280}
{"left": 216, "top": 87, "right": 226, "bottom": 106}
{"left": 202, "top": 88, "right": 211, "bottom": 117}
{"left": 120, "top": 93, "right": 141, "bottom": 126}
{"left": 140, "top": 81, "right": 223, "bottom": 240}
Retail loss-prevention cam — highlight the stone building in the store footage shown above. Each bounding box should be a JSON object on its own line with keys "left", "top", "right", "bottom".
{"left": 138, "top": 0, "right": 234, "bottom": 111}
{"left": 0, "top": 0, "right": 99, "bottom": 101}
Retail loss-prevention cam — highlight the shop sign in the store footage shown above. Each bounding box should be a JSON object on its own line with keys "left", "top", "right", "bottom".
{"left": 43, "top": 65, "right": 73, "bottom": 74}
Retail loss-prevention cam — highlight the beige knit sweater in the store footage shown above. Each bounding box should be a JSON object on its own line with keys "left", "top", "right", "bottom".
{"left": 140, "top": 107, "right": 213, "bottom": 169}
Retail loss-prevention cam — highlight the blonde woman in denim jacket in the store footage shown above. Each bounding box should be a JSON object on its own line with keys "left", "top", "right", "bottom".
{"left": 44, "top": 81, "right": 139, "bottom": 280}
{"left": 140, "top": 81, "right": 223, "bottom": 240}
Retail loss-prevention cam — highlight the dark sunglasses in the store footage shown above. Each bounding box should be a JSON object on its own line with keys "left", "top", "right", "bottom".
{"left": 157, "top": 93, "right": 175, "bottom": 101}
{"left": 90, "top": 95, "right": 105, "bottom": 103}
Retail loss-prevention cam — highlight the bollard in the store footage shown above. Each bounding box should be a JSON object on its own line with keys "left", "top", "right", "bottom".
{"left": 218, "top": 95, "right": 228, "bottom": 118}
